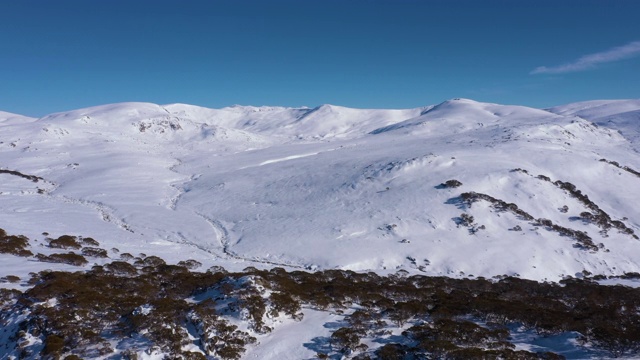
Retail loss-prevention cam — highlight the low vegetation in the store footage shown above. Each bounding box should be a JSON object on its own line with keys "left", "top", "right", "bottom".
{"left": 522, "top": 170, "right": 637, "bottom": 240}
{"left": 81, "top": 246, "right": 108, "bottom": 258}
{"left": 1, "top": 226, "right": 640, "bottom": 358}
{"left": 35, "top": 252, "right": 89, "bottom": 266}
{"left": 0, "top": 168, "right": 44, "bottom": 182}
{"left": 551, "top": 179, "right": 636, "bottom": 239}
{"left": 0, "top": 228, "right": 33, "bottom": 257}
{"left": 459, "top": 191, "right": 599, "bottom": 251}
{"left": 47, "top": 235, "right": 82, "bottom": 250}
{"left": 600, "top": 158, "right": 640, "bottom": 178}
{"left": 440, "top": 179, "right": 463, "bottom": 188}
{"left": 1, "top": 256, "right": 640, "bottom": 358}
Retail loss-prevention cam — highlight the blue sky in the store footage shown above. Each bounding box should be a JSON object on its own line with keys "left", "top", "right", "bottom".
{"left": 1, "top": 0, "right": 639, "bottom": 117}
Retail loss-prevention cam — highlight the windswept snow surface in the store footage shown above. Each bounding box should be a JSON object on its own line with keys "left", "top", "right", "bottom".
{"left": 1, "top": 98, "right": 640, "bottom": 283}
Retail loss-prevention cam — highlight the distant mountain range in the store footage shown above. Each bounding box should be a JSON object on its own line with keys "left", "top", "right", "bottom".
{"left": 1, "top": 98, "right": 640, "bottom": 282}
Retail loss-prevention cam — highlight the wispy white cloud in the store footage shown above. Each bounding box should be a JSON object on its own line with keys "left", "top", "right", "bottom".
{"left": 531, "top": 41, "right": 640, "bottom": 74}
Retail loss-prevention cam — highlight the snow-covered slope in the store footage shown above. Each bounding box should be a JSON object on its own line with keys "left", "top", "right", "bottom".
{"left": 547, "top": 99, "right": 640, "bottom": 120}
{"left": 548, "top": 99, "right": 640, "bottom": 149}
{"left": 1, "top": 98, "right": 640, "bottom": 283}
{"left": 0, "top": 110, "right": 36, "bottom": 125}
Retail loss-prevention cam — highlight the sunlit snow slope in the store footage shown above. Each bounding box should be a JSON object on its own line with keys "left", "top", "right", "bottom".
{"left": 1, "top": 98, "right": 639, "bottom": 281}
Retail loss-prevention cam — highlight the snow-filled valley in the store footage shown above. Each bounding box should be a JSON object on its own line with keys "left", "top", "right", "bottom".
{"left": 2, "top": 98, "right": 640, "bottom": 359}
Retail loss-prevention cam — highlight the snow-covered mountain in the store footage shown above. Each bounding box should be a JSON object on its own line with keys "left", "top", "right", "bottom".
{"left": 1, "top": 98, "right": 639, "bottom": 283}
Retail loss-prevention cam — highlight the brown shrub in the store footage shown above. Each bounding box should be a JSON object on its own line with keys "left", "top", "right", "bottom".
{"left": 0, "top": 231, "right": 32, "bottom": 257}
{"left": 104, "top": 261, "right": 138, "bottom": 276}
{"left": 1, "top": 275, "right": 20, "bottom": 283}
{"left": 81, "top": 247, "right": 108, "bottom": 258}
{"left": 81, "top": 237, "right": 100, "bottom": 247}
{"left": 177, "top": 259, "right": 202, "bottom": 270}
{"left": 36, "top": 252, "right": 89, "bottom": 266}
{"left": 48, "top": 235, "right": 82, "bottom": 250}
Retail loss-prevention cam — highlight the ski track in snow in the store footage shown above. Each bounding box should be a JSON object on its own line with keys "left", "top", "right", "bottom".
{"left": 167, "top": 157, "right": 201, "bottom": 211}
{"left": 167, "top": 225, "right": 224, "bottom": 260}
{"left": 167, "top": 158, "right": 185, "bottom": 210}
{"left": 52, "top": 194, "right": 135, "bottom": 233}
{"left": 196, "top": 212, "right": 304, "bottom": 269}
{"left": 164, "top": 155, "right": 303, "bottom": 266}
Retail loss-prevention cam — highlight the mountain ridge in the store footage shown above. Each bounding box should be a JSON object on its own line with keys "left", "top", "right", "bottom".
{"left": 1, "top": 98, "right": 639, "bottom": 284}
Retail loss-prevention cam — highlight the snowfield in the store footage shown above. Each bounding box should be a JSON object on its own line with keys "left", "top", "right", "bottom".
{"left": 1, "top": 98, "right": 640, "bottom": 283}
{"left": 2, "top": 98, "right": 640, "bottom": 360}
